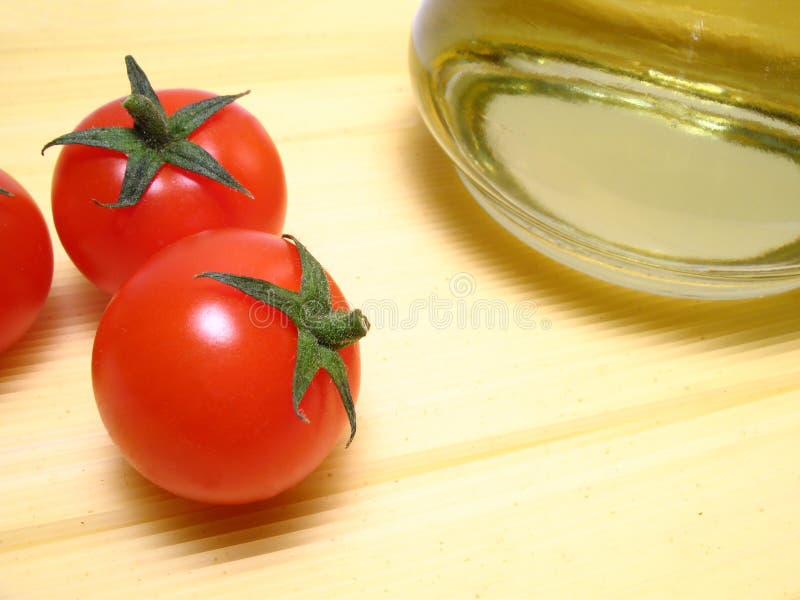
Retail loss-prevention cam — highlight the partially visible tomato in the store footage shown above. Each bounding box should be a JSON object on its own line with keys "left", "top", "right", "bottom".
{"left": 92, "top": 229, "right": 366, "bottom": 504}
{"left": 0, "top": 169, "right": 54, "bottom": 353}
{"left": 47, "top": 57, "right": 286, "bottom": 294}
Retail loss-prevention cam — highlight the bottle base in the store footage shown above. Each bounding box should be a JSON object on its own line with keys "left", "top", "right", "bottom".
{"left": 456, "top": 169, "right": 800, "bottom": 300}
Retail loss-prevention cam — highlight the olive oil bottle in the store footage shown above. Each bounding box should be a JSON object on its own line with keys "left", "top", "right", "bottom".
{"left": 410, "top": 0, "right": 800, "bottom": 298}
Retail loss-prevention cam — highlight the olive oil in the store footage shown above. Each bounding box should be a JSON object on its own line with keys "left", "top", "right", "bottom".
{"left": 410, "top": 0, "right": 800, "bottom": 297}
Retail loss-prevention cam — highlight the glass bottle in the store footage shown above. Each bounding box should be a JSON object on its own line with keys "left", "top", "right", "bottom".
{"left": 410, "top": 0, "right": 800, "bottom": 298}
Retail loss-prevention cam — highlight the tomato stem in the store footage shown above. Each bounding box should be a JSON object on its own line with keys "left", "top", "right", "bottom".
{"left": 195, "top": 235, "right": 369, "bottom": 447}
{"left": 307, "top": 308, "right": 370, "bottom": 350}
{"left": 122, "top": 94, "right": 172, "bottom": 149}
{"left": 0, "top": 187, "right": 12, "bottom": 197}
{"left": 41, "top": 55, "right": 253, "bottom": 207}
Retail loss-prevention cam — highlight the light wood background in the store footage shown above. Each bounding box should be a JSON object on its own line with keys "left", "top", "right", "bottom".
{"left": 2, "top": 1, "right": 799, "bottom": 598}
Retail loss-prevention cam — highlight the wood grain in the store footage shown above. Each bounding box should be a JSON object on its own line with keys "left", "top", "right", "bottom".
{"left": 1, "top": 1, "right": 799, "bottom": 598}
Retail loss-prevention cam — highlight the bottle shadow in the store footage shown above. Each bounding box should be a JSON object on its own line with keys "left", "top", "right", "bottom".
{"left": 398, "top": 115, "right": 800, "bottom": 349}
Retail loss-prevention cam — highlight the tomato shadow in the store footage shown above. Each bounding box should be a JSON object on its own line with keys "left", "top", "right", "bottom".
{"left": 111, "top": 441, "right": 362, "bottom": 563}
{"left": 0, "top": 273, "right": 109, "bottom": 389}
{"left": 398, "top": 113, "right": 800, "bottom": 349}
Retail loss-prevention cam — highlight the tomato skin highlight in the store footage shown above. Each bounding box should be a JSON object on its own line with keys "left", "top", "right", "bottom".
{"left": 51, "top": 89, "right": 286, "bottom": 294}
{"left": 91, "top": 229, "right": 360, "bottom": 504}
{"left": 0, "top": 169, "right": 54, "bottom": 353}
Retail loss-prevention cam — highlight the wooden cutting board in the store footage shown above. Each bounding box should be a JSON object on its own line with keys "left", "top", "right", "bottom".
{"left": 2, "top": 1, "right": 798, "bottom": 598}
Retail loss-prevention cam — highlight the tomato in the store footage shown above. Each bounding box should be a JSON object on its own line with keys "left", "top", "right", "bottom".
{"left": 48, "top": 59, "right": 286, "bottom": 295}
{"left": 0, "top": 169, "right": 54, "bottom": 353}
{"left": 92, "top": 229, "right": 366, "bottom": 504}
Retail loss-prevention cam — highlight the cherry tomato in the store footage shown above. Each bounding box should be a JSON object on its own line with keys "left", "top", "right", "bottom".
{"left": 0, "top": 169, "right": 54, "bottom": 353}
{"left": 50, "top": 88, "right": 286, "bottom": 294}
{"left": 92, "top": 229, "right": 362, "bottom": 504}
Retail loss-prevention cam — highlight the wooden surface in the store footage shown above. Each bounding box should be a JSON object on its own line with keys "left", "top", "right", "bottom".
{"left": 2, "top": 2, "right": 800, "bottom": 598}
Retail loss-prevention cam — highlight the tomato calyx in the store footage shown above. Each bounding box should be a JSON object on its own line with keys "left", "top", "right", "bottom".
{"left": 196, "top": 235, "right": 369, "bottom": 447}
{"left": 41, "top": 55, "right": 253, "bottom": 208}
{"left": 0, "top": 187, "right": 12, "bottom": 197}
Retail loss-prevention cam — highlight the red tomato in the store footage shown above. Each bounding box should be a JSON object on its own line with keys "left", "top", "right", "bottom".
{"left": 92, "top": 229, "right": 361, "bottom": 504}
{"left": 0, "top": 169, "right": 54, "bottom": 353}
{"left": 51, "top": 89, "right": 286, "bottom": 294}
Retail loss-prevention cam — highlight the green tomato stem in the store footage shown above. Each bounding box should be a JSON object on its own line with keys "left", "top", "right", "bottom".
{"left": 41, "top": 55, "right": 252, "bottom": 207}
{"left": 122, "top": 94, "right": 172, "bottom": 149}
{"left": 195, "top": 235, "right": 369, "bottom": 446}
